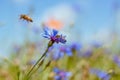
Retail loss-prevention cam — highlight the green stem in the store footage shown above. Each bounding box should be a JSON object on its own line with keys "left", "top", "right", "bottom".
{"left": 27, "top": 59, "right": 45, "bottom": 79}
{"left": 26, "top": 41, "right": 54, "bottom": 79}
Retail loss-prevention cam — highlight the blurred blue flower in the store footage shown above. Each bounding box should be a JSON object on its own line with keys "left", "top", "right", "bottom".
{"left": 60, "top": 46, "right": 72, "bottom": 56}
{"left": 52, "top": 45, "right": 72, "bottom": 60}
{"left": 48, "top": 43, "right": 80, "bottom": 60}
{"left": 43, "top": 27, "right": 66, "bottom": 44}
{"left": 91, "top": 41, "right": 103, "bottom": 48}
{"left": 52, "top": 50, "right": 64, "bottom": 60}
{"left": 45, "top": 44, "right": 64, "bottom": 60}
{"left": 90, "top": 68, "right": 111, "bottom": 80}
{"left": 70, "top": 42, "right": 82, "bottom": 51}
{"left": 53, "top": 67, "right": 72, "bottom": 80}
{"left": 113, "top": 55, "right": 120, "bottom": 67}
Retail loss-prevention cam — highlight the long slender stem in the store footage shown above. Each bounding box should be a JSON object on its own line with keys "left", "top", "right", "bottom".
{"left": 25, "top": 40, "right": 54, "bottom": 80}
{"left": 26, "top": 46, "right": 49, "bottom": 78}
{"left": 27, "top": 58, "right": 45, "bottom": 79}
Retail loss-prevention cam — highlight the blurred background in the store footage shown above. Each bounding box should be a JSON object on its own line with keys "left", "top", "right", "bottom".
{"left": 0, "top": 0, "right": 120, "bottom": 57}
{"left": 0, "top": 0, "right": 119, "bottom": 57}
{"left": 1, "top": 0, "right": 120, "bottom": 80}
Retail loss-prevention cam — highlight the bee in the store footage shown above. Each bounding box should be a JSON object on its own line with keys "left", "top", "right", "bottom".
{"left": 20, "top": 14, "right": 33, "bottom": 22}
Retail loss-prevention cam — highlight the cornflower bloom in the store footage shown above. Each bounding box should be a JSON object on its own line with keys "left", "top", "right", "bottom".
{"left": 26, "top": 27, "right": 66, "bottom": 79}
{"left": 43, "top": 27, "right": 66, "bottom": 45}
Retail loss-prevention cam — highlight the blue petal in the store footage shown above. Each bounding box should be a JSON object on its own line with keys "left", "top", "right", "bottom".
{"left": 43, "top": 35, "right": 50, "bottom": 39}
{"left": 43, "top": 27, "right": 51, "bottom": 36}
{"left": 52, "top": 29, "right": 58, "bottom": 36}
{"left": 59, "top": 35, "right": 66, "bottom": 43}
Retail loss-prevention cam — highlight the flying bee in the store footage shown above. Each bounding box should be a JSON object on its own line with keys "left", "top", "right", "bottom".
{"left": 20, "top": 14, "right": 33, "bottom": 22}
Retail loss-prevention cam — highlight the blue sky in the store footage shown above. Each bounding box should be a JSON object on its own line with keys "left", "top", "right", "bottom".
{"left": 0, "top": 0, "right": 119, "bottom": 57}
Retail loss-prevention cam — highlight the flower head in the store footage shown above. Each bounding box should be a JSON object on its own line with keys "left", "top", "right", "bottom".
{"left": 43, "top": 27, "right": 66, "bottom": 44}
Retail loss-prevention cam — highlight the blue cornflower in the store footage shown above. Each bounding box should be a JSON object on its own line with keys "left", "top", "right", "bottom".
{"left": 90, "top": 68, "right": 111, "bottom": 80}
{"left": 43, "top": 27, "right": 66, "bottom": 44}
{"left": 53, "top": 67, "right": 72, "bottom": 80}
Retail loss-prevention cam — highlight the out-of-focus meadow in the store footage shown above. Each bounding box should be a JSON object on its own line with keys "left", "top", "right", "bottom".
{"left": 0, "top": 0, "right": 120, "bottom": 80}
